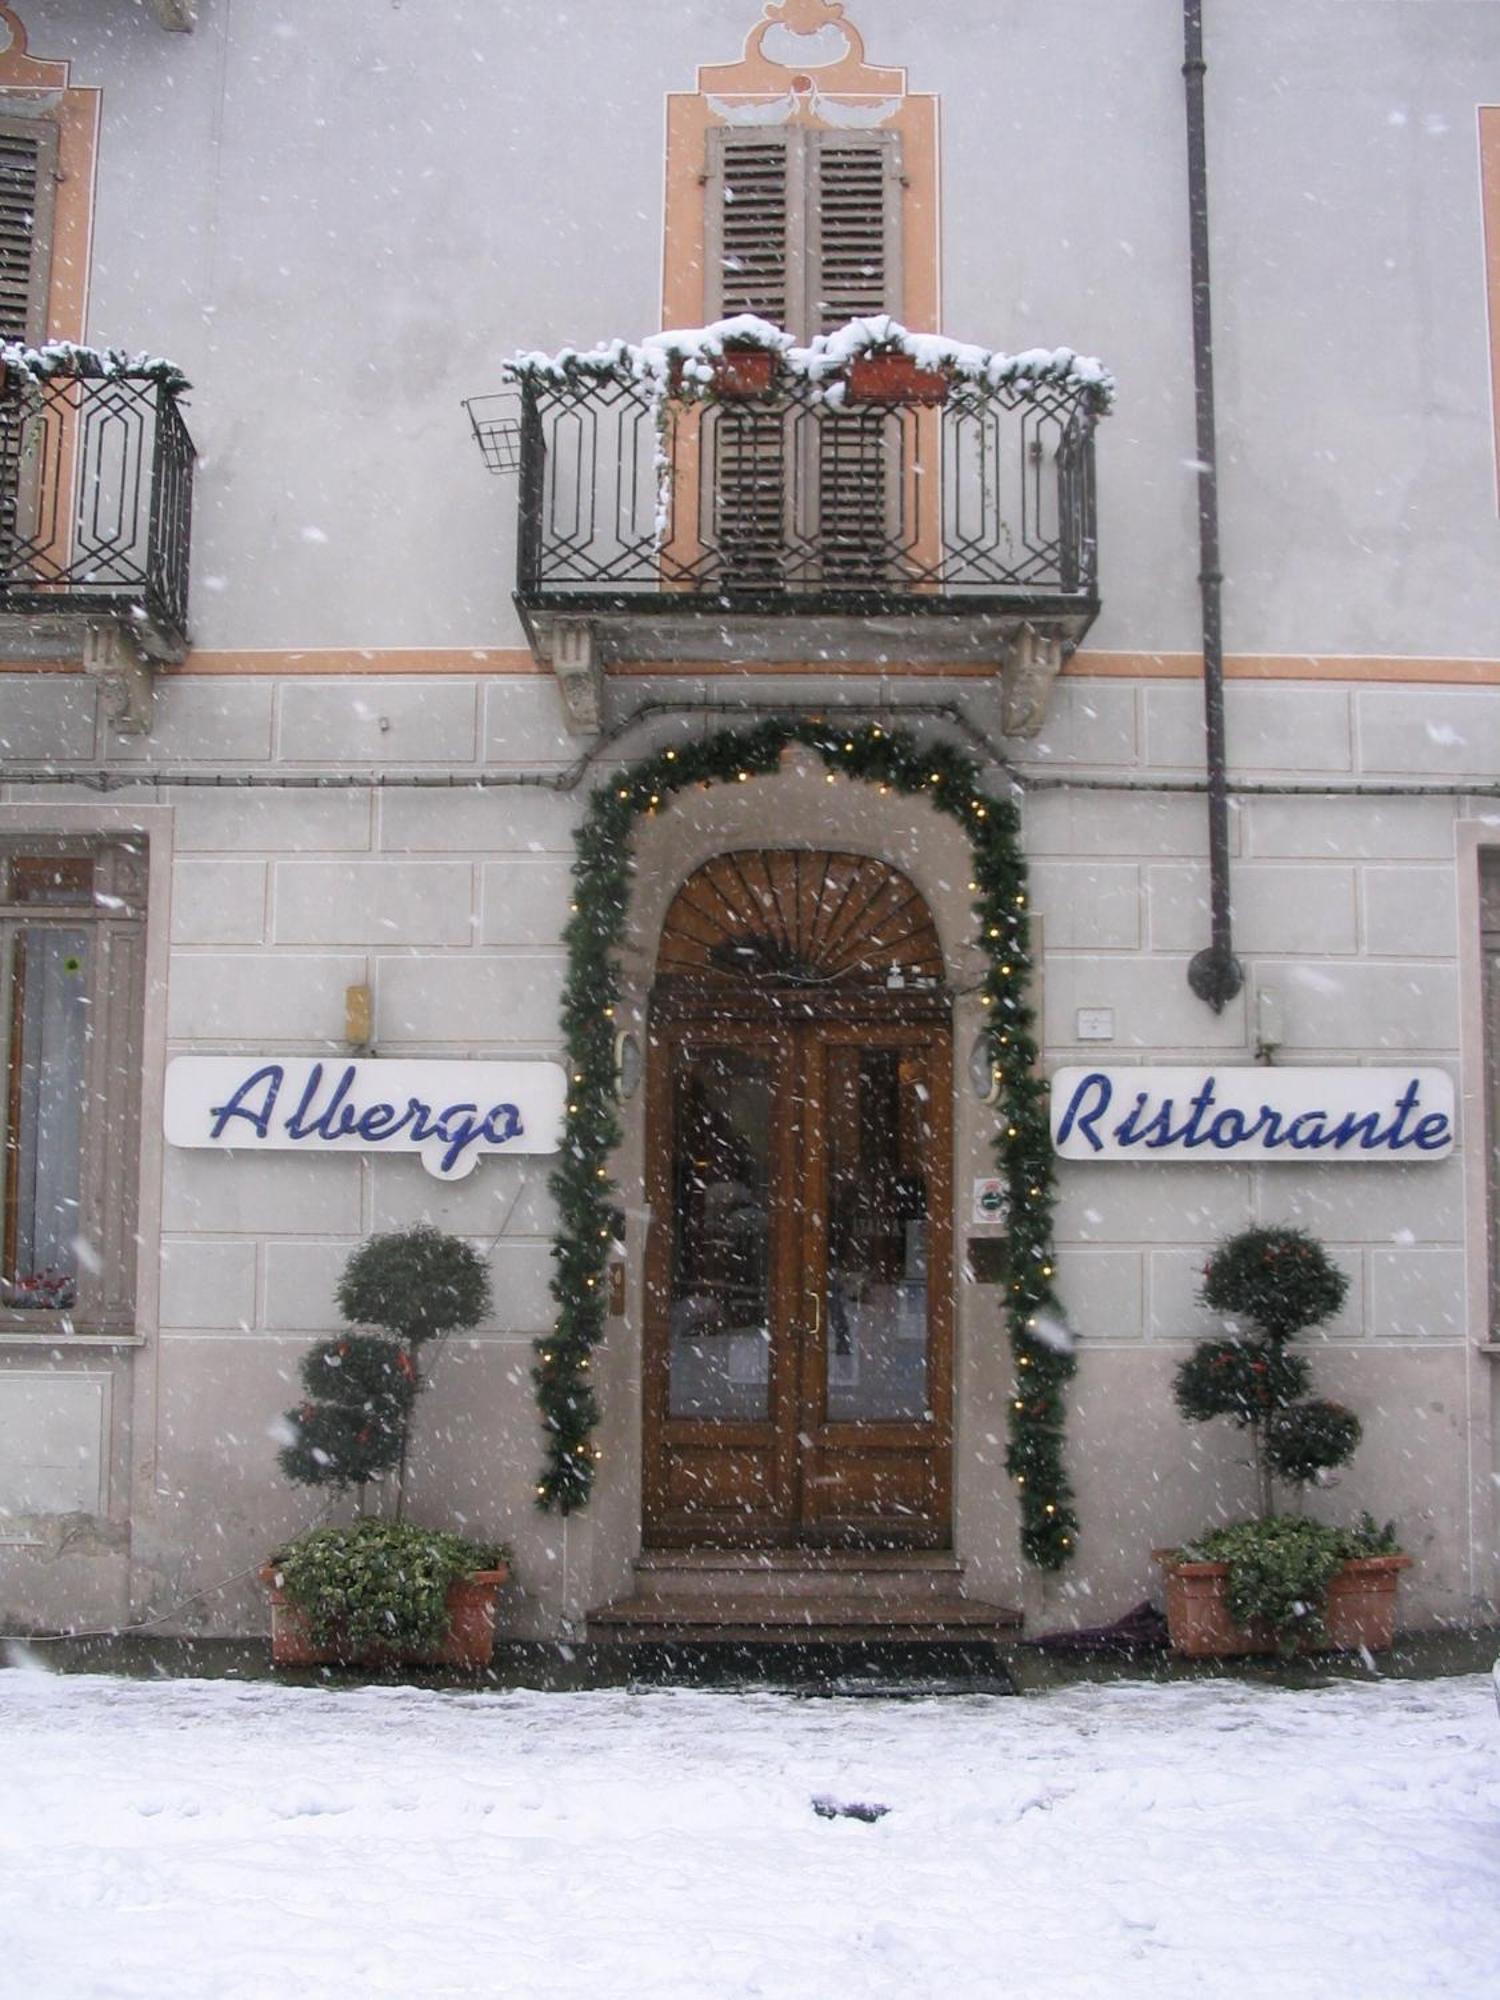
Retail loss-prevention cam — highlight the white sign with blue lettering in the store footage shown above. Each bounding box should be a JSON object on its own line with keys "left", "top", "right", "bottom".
{"left": 164, "top": 1057, "right": 567, "bottom": 1179}
{"left": 1050, "top": 1066, "right": 1454, "bottom": 1163}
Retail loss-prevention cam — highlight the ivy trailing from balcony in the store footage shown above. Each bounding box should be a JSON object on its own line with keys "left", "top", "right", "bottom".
{"left": 540, "top": 715, "right": 1078, "bottom": 1571}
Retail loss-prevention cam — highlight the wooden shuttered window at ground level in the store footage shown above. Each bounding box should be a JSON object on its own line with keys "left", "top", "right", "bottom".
{"left": 704, "top": 127, "right": 903, "bottom": 586}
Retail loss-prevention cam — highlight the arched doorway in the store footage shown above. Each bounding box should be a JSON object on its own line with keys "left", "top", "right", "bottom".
{"left": 643, "top": 850, "right": 953, "bottom": 1549}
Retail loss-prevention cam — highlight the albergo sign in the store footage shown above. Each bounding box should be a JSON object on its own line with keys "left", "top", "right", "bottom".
{"left": 1051, "top": 1067, "right": 1454, "bottom": 1163}
{"left": 164, "top": 1057, "right": 566, "bottom": 1178}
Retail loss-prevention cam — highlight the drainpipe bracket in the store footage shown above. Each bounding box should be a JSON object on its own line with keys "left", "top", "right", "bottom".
{"left": 1187, "top": 943, "right": 1245, "bottom": 1014}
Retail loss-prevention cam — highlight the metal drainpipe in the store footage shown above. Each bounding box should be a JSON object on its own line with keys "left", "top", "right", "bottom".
{"left": 1182, "top": 0, "right": 1243, "bottom": 1012}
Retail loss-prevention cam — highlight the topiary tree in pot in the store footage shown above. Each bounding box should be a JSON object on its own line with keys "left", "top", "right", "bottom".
{"left": 1160, "top": 1225, "right": 1406, "bottom": 1656}
{"left": 265, "top": 1225, "right": 510, "bottom": 1666}
{"left": 1176, "top": 1225, "right": 1356, "bottom": 1520}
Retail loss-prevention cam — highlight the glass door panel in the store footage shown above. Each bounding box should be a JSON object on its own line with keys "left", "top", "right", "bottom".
{"left": 666, "top": 1046, "right": 774, "bottom": 1421}
{"left": 823, "top": 1043, "right": 931, "bottom": 1422}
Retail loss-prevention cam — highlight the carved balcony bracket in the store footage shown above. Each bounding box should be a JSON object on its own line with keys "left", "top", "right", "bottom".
{"left": 84, "top": 623, "right": 155, "bottom": 735}
{"left": 1001, "top": 622, "right": 1065, "bottom": 739}
{"left": 542, "top": 617, "right": 604, "bottom": 736}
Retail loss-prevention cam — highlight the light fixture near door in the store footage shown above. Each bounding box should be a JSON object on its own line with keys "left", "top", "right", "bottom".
{"left": 613, "top": 1029, "right": 643, "bottom": 1100}
{"left": 969, "top": 1030, "right": 1000, "bottom": 1103}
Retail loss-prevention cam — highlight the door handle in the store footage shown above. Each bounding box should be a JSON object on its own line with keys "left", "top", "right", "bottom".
{"left": 806, "top": 1289, "right": 822, "bottom": 1338}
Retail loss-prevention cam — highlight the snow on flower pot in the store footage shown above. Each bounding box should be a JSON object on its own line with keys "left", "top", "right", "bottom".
{"left": 260, "top": 1561, "right": 510, "bottom": 1670}
{"left": 846, "top": 352, "right": 950, "bottom": 406}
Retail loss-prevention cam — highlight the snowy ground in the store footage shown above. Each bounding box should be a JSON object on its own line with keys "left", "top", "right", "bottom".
{"left": 2, "top": 1666, "right": 1497, "bottom": 2000}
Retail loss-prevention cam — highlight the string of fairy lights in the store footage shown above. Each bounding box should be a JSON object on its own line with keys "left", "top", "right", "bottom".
{"left": 536, "top": 715, "right": 1079, "bottom": 1572}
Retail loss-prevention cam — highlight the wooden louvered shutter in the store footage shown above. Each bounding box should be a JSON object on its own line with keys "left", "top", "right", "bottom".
{"left": 0, "top": 117, "right": 56, "bottom": 345}
{"left": 0, "top": 118, "right": 57, "bottom": 563}
{"left": 704, "top": 127, "right": 902, "bottom": 338}
{"left": 702, "top": 126, "right": 904, "bottom": 588}
{"left": 705, "top": 131, "right": 795, "bottom": 585}
{"left": 808, "top": 132, "right": 901, "bottom": 333}
{"left": 810, "top": 132, "right": 901, "bottom": 581}
{"left": 708, "top": 129, "right": 794, "bottom": 326}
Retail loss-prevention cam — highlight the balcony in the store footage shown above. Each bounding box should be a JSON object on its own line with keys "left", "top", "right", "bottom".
{"left": 0, "top": 347, "right": 196, "bottom": 728}
{"left": 500, "top": 321, "right": 1108, "bottom": 732}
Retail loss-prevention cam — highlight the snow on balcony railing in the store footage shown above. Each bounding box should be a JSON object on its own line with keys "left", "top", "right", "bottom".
{"left": 503, "top": 318, "right": 1109, "bottom": 607}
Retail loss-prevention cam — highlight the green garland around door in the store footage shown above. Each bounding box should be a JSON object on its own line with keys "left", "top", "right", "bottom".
{"left": 537, "top": 716, "right": 1078, "bottom": 1571}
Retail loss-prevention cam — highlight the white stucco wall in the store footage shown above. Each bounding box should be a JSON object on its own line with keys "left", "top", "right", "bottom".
{"left": 2, "top": 0, "right": 1498, "bottom": 1639}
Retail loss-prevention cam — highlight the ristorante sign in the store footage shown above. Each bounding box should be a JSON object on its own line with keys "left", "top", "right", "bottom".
{"left": 164, "top": 1057, "right": 566, "bottom": 1179}
{"left": 1050, "top": 1066, "right": 1455, "bottom": 1163}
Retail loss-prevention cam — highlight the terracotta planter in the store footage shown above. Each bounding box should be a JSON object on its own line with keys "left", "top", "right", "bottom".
{"left": 1155, "top": 1551, "right": 1410, "bottom": 1658}
{"left": 711, "top": 349, "right": 777, "bottom": 399}
{"left": 260, "top": 1562, "right": 509, "bottom": 1669}
{"left": 846, "top": 352, "right": 950, "bottom": 406}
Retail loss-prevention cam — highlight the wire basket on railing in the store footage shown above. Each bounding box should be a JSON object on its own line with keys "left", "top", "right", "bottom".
{"left": 462, "top": 393, "right": 522, "bottom": 476}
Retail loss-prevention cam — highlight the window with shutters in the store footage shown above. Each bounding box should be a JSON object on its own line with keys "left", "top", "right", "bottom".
{"left": 707, "top": 127, "right": 902, "bottom": 336}
{"left": 705, "top": 127, "right": 904, "bottom": 587}
{"left": 0, "top": 839, "right": 146, "bottom": 1332}
{"left": 0, "top": 114, "right": 55, "bottom": 344}
{"left": 0, "top": 113, "right": 57, "bottom": 561}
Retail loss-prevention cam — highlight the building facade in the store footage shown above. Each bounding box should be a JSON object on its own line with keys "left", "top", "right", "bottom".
{"left": 1, "top": 0, "right": 1498, "bottom": 1643}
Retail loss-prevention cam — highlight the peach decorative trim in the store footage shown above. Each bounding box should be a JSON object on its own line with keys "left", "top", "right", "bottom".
{"left": 1480, "top": 107, "right": 1500, "bottom": 512}
{"left": 12, "top": 648, "right": 1500, "bottom": 684}
{"left": 167, "top": 648, "right": 543, "bottom": 676}
{"left": 0, "top": 4, "right": 99, "bottom": 346}
{"left": 1073, "top": 651, "right": 1500, "bottom": 684}
{"left": 698, "top": 1, "right": 907, "bottom": 108}
{"left": 4, "top": 648, "right": 543, "bottom": 676}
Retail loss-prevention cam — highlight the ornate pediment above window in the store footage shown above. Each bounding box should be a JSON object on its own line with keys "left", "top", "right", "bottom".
{"left": 697, "top": 0, "right": 909, "bottom": 127}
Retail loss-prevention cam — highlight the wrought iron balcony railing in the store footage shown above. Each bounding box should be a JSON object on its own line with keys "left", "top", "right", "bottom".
{"left": 509, "top": 350, "right": 1101, "bottom": 660}
{"left": 0, "top": 354, "right": 195, "bottom": 660}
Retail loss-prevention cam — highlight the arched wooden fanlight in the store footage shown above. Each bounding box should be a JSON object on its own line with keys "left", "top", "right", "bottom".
{"left": 656, "top": 849, "right": 944, "bottom": 987}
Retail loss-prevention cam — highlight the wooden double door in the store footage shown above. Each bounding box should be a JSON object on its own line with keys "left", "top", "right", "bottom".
{"left": 643, "top": 1003, "right": 953, "bottom": 1548}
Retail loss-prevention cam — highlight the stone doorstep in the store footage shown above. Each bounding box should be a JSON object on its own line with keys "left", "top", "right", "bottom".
{"left": 586, "top": 1593, "right": 1023, "bottom": 1646}
{"left": 629, "top": 1549, "right": 967, "bottom": 1606}
{"left": 591, "top": 1551, "right": 1022, "bottom": 1645}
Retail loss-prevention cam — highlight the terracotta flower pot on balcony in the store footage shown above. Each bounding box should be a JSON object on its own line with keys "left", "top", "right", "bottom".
{"left": 710, "top": 348, "right": 777, "bottom": 398}
{"left": 1154, "top": 1551, "right": 1410, "bottom": 1658}
{"left": 846, "top": 351, "right": 950, "bottom": 406}
{"left": 260, "top": 1562, "right": 510, "bottom": 1669}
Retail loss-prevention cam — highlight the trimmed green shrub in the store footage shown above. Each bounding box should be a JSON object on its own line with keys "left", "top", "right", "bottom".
{"left": 1182, "top": 1513, "right": 1398, "bottom": 1653}
{"left": 269, "top": 1518, "right": 509, "bottom": 1656}
{"left": 278, "top": 1227, "right": 491, "bottom": 1505}
{"left": 1173, "top": 1226, "right": 1361, "bottom": 1515}
{"left": 1173, "top": 1337, "right": 1310, "bottom": 1429}
{"left": 335, "top": 1224, "right": 492, "bottom": 1348}
{"left": 1264, "top": 1399, "right": 1363, "bottom": 1486}
{"left": 1199, "top": 1226, "right": 1348, "bottom": 1340}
